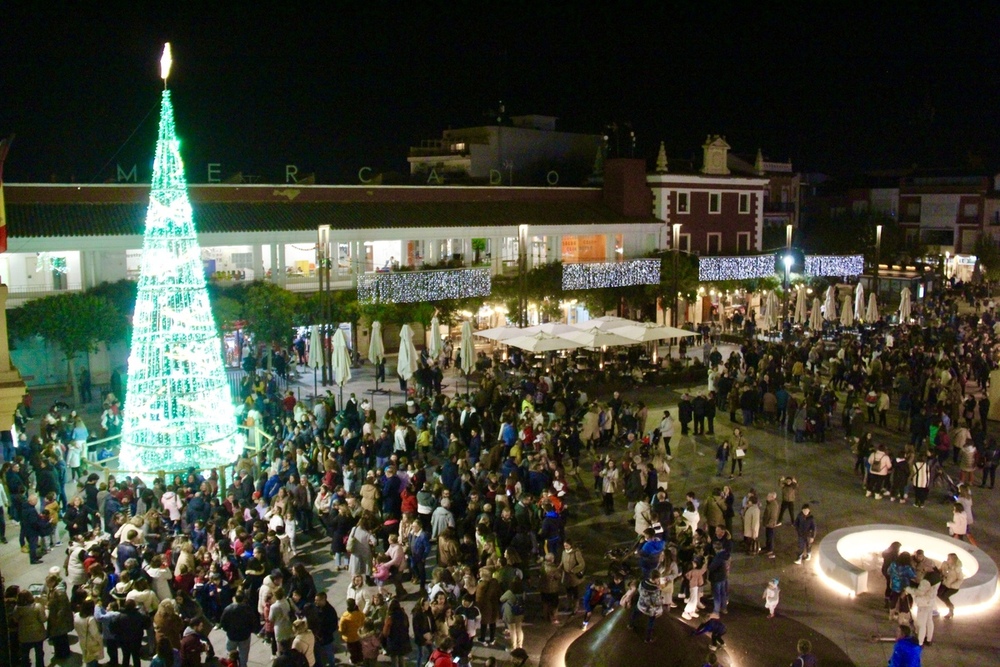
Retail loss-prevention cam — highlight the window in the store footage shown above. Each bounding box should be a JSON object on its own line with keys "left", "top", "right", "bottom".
{"left": 676, "top": 191, "right": 690, "bottom": 214}
{"left": 964, "top": 203, "right": 979, "bottom": 217}
{"left": 739, "top": 193, "right": 750, "bottom": 214}
{"left": 709, "top": 192, "right": 721, "bottom": 214}
{"left": 230, "top": 252, "right": 253, "bottom": 269}
{"left": 737, "top": 232, "right": 751, "bottom": 253}
{"left": 707, "top": 233, "right": 722, "bottom": 254}
{"left": 679, "top": 234, "right": 691, "bottom": 253}
{"left": 905, "top": 202, "right": 921, "bottom": 219}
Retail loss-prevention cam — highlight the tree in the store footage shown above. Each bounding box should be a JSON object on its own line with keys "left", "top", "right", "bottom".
{"left": 118, "top": 83, "right": 243, "bottom": 477}
{"left": 243, "top": 281, "right": 299, "bottom": 369}
{"left": 17, "top": 292, "right": 124, "bottom": 398}
{"left": 800, "top": 209, "right": 919, "bottom": 266}
{"left": 972, "top": 234, "right": 1000, "bottom": 282}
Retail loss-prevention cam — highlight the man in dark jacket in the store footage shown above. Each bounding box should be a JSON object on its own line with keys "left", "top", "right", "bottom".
{"left": 793, "top": 504, "right": 817, "bottom": 565}
{"left": 21, "top": 493, "right": 48, "bottom": 563}
{"left": 708, "top": 529, "right": 731, "bottom": 615}
{"left": 303, "top": 591, "right": 339, "bottom": 667}
{"left": 692, "top": 394, "right": 707, "bottom": 435}
{"left": 678, "top": 394, "right": 693, "bottom": 435}
{"left": 220, "top": 592, "right": 256, "bottom": 667}
{"left": 113, "top": 599, "right": 151, "bottom": 667}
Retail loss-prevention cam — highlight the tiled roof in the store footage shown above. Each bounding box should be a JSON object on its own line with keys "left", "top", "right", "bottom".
{"left": 7, "top": 200, "right": 656, "bottom": 238}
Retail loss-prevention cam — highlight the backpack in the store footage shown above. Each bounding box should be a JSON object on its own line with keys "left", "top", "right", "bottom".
{"left": 509, "top": 593, "right": 525, "bottom": 616}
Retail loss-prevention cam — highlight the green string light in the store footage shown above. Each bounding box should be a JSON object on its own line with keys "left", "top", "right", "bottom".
{"left": 118, "top": 89, "right": 242, "bottom": 478}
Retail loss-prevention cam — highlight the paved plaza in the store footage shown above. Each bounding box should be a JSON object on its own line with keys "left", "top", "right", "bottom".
{"left": 2, "top": 342, "right": 999, "bottom": 666}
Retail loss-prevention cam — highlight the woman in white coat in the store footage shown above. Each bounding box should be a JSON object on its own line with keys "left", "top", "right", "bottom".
{"left": 74, "top": 599, "right": 104, "bottom": 667}
{"left": 907, "top": 578, "right": 939, "bottom": 646}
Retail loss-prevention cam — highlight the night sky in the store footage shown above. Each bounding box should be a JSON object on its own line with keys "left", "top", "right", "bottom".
{"left": 2, "top": 3, "right": 998, "bottom": 185}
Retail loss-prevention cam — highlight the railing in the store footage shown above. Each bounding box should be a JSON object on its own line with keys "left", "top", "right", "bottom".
{"left": 79, "top": 423, "right": 274, "bottom": 497}
{"left": 6, "top": 281, "right": 84, "bottom": 295}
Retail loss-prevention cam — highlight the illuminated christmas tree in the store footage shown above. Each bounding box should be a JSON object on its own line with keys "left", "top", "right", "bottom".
{"left": 118, "top": 44, "right": 242, "bottom": 478}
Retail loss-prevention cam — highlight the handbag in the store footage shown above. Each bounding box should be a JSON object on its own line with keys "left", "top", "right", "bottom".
{"left": 346, "top": 527, "right": 357, "bottom": 554}
{"left": 735, "top": 447, "right": 746, "bottom": 459}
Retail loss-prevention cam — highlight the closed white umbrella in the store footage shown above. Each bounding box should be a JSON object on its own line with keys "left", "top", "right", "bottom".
{"left": 824, "top": 286, "right": 838, "bottom": 321}
{"left": 332, "top": 327, "right": 352, "bottom": 407}
{"left": 397, "top": 324, "right": 418, "bottom": 382}
{"left": 460, "top": 321, "right": 475, "bottom": 376}
{"left": 309, "top": 324, "right": 323, "bottom": 396}
{"left": 368, "top": 320, "right": 385, "bottom": 392}
{"left": 865, "top": 293, "right": 879, "bottom": 323}
{"left": 840, "top": 294, "right": 854, "bottom": 327}
{"left": 764, "top": 291, "right": 779, "bottom": 330}
{"left": 504, "top": 332, "right": 585, "bottom": 352}
{"left": 428, "top": 316, "right": 443, "bottom": 359}
{"left": 460, "top": 321, "right": 475, "bottom": 393}
{"left": 809, "top": 297, "right": 823, "bottom": 331}
{"left": 794, "top": 286, "right": 808, "bottom": 324}
{"left": 898, "top": 287, "right": 912, "bottom": 322}
{"left": 310, "top": 324, "right": 324, "bottom": 367}
{"left": 854, "top": 283, "right": 865, "bottom": 322}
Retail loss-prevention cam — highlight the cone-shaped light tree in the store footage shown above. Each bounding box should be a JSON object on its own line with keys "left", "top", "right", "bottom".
{"left": 118, "top": 44, "right": 242, "bottom": 478}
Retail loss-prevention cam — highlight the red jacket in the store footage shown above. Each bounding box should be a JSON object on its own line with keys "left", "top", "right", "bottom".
{"left": 430, "top": 649, "right": 453, "bottom": 667}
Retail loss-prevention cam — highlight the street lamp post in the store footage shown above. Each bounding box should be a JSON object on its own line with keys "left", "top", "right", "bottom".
{"left": 874, "top": 224, "right": 883, "bottom": 301}
{"left": 318, "top": 225, "right": 332, "bottom": 386}
{"left": 672, "top": 223, "right": 682, "bottom": 327}
{"left": 782, "top": 254, "right": 793, "bottom": 326}
{"left": 518, "top": 224, "right": 529, "bottom": 327}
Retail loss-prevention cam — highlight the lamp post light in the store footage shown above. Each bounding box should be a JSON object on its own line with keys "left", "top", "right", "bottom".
{"left": 518, "top": 224, "right": 529, "bottom": 328}
{"left": 672, "top": 223, "right": 682, "bottom": 327}
{"left": 874, "top": 223, "right": 883, "bottom": 300}
{"left": 318, "top": 225, "right": 332, "bottom": 386}
{"left": 782, "top": 253, "right": 793, "bottom": 325}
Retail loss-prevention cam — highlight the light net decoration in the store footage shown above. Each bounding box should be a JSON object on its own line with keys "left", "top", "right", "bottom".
{"left": 118, "top": 89, "right": 242, "bottom": 478}
{"left": 698, "top": 255, "right": 776, "bottom": 281}
{"left": 357, "top": 268, "right": 491, "bottom": 304}
{"left": 698, "top": 254, "right": 866, "bottom": 281}
{"left": 803, "top": 254, "right": 865, "bottom": 277}
{"left": 562, "top": 259, "right": 661, "bottom": 290}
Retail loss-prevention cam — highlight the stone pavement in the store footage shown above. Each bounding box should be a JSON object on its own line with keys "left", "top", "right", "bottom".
{"left": 3, "top": 346, "right": 1000, "bottom": 666}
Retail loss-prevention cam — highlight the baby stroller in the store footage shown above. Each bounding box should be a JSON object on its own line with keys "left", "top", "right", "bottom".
{"left": 936, "top": 467, "right": 960, "bottom": 502}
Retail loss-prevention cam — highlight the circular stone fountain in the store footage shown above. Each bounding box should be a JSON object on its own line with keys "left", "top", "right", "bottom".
{"left": 815, "top": 523, "right": 999, "bottom": 614}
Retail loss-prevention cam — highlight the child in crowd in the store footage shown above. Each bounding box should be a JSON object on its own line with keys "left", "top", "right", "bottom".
{"left": 762, "top": 578, "right": 780, "bottom": 618}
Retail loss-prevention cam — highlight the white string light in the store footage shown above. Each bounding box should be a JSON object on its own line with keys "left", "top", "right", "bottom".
{"left": 698, "top": 255, "right": 775, "bottom": 281}
{"left": 699, "top": 254, "right": 865, "bottom": 281}
{"left": 804, "top": 255, "right": 865, "bottom": 277}
{"left": 562, "top": 259, "right": 661, "bottom": 290}
{"left": 358, "top": 268, "right": 491, "bottom": 304}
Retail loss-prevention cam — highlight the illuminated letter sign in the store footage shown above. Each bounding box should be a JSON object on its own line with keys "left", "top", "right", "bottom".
{"left": 286, "top": 164, "right": 299, "bottom": 183}
{"left": 207, "top": 163, "right": 221, "bottom": 183}
{"left": 116, "top": 164, "right": 137, "bottom": 183}
{"left": 489, "top": 169, "right": 502, "bottom": 185}
{"left": 358, "top": 167, "right": 373, "bottom": 184}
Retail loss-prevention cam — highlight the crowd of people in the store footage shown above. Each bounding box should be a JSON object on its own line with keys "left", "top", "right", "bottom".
{"left": 1, "top": 280, "right": 997, "bottom": 667}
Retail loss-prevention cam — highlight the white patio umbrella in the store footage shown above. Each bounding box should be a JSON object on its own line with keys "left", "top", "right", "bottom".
{"left": 824, "top": 286, "right": 838, "bottom": 321}
{"left": 560, "top": 326, "right": 638, "bottom": 349}
{"left": 460, "top": 321, "right": 475, "bottom": 375}
{"left": 898, "top": 287, "right": 912, "bottom": 322}
{"left": 840, "top": 294, "right": 854, "bottom": 327}
{"left": 764, "top": 291, "right": 779, "bottom": 329}
{"left": 368, "top": 320, "right": 386, "bottom": 392}
{"left": 474, "top": 325, "right": 520, "bottom": 341}
{"left": 854, "top": 283, "right": 865, "bottom": 322}
{"left": 865, "top": 293, "right": 879, "bottom": 323}
{"left": 428, "top": 316, "right": 443, "bottom": 359}
{"left": 573, "top": 315, "right": 635, "bottom": 330}
{"left": 331, "top": 327, "right": 352, "bottom": 407}
{"left": 794, "top": 286, "right": 808, "bottom": 324}
{"left": 459, "top": 320, "right": 475, "bottom": 393}
{"left": 615, "top": 322, "right": 698, "bottom": 343}
{"left": 397, "top": 324, "right": 419, "bottom": 383}
{"left": 306, "top": 324, "right": 324, "bottom": 397}
{"left": 809, "top": 297, "right": 823, "bottom": 331}
{"left": 309, "top": 325, "right": 324, "bottom": 367}
{"left": 504, "top": 332, "right": 585, "bottom": 353}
